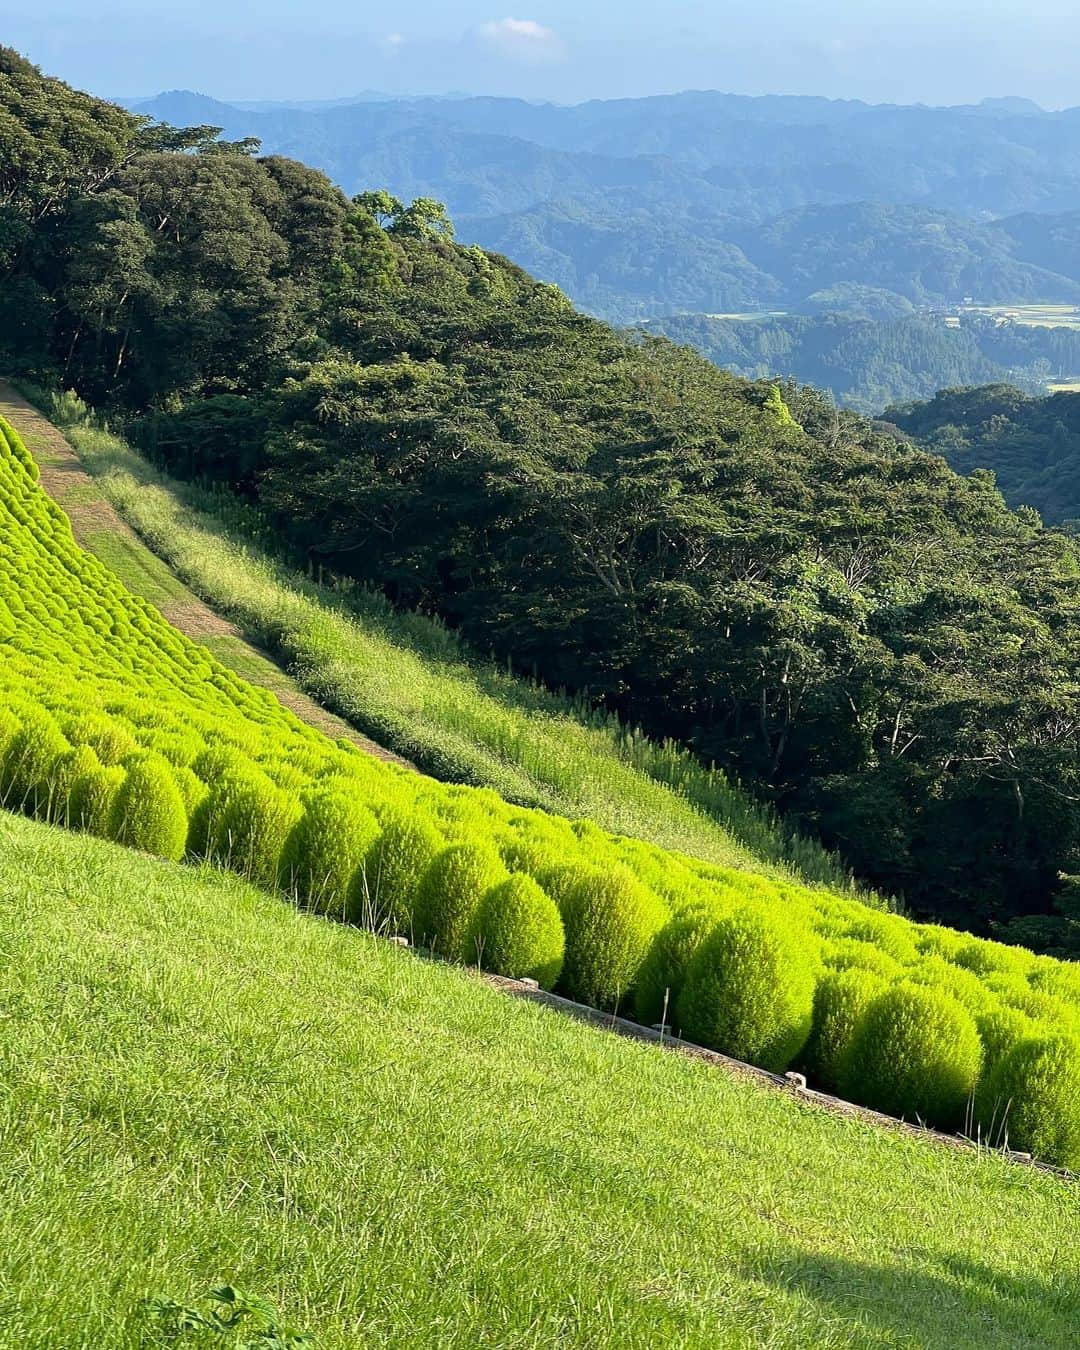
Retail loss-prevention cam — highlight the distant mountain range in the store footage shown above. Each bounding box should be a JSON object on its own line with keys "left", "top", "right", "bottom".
{"left": 126, "top": 89, "right": 1080, "bottom": 326}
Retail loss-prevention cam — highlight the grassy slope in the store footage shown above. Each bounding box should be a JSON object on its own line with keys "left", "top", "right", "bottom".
{"left": 1, "top": 811, "right": 1078, "bottom": 1349}
{"left": 13, "top": 387, "right": 877, "bottom": 896}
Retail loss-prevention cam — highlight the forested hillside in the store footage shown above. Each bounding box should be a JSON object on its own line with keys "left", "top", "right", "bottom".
{"left": 8, "top": 47, "right": 1080, "bottom": 935}
{"left": 648, "top": 311, "right": 1080, "bottom": 412}
{"left": 890, "top": 384, "right": 1080, "bottom": 526}
{"left": 125, "top": 89, "right": 1080, "bottom": 323}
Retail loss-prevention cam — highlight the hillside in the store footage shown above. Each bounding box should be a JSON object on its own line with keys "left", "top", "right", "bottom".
{"left": 3, "top": 811, "right": 1079, "bottom": 1347}
{"left": 647, "top": 310, "right": 1080, "bottom": 413}
{"left": 889, "top": 385, "right": 1080, "bottom": 526}
{"left": 8, "top": 382, "right": 863, "bottom": 891}
{"left": 121, "top": 89, "right": 1080, "bottom": 323}
{"left": 3, "top": 381, "right": 1080, "bottom": 1172}
{"left": 9, "top": 47, "right": 1080, "bottom": 928}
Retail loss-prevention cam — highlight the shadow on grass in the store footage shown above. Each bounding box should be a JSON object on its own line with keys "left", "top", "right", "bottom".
{"left": 747, "top": 1246, "right": 1078, "bottom": 1348}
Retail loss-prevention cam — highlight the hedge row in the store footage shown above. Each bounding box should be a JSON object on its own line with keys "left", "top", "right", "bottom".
{"left": 2, "top": 414, "right": 1079, "bottom": 1169}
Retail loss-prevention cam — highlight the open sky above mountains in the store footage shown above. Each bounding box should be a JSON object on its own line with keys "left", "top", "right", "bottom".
{"left": 5, "top": 0, "right": 1080, "bottom": 107}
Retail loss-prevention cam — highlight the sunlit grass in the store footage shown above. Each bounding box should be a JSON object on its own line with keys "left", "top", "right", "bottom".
{"left": 0, "top": 810, "right": 1076, "bottom": 1348}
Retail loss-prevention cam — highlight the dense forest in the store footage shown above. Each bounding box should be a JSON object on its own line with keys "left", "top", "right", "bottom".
{"left": 8, "top": 48, "right": 1080, "bottom": 940}
{"left": 648, "top": 311, "right": 1080, "bottom": 412}
{"left": 891, "top": 384, "right": 1080, "bottom": 526}
{"left": 128, "top": 90, "right": 1080, "bottom": 323}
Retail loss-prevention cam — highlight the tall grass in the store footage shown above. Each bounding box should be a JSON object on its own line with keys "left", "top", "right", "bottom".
{"left": 29, "top": 385, "right": 886, "bottom": 900}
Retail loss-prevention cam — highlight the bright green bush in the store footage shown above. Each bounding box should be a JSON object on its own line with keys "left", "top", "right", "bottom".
{"left": 68, "top": 763, "right": 125, "bottom": 837}
{"left": 363, "top": 811, "right": 445, "bottom": 935}
{"left": 976, "top": 1004, "right": 1037, "bottom": 1076}
{"left": 0, "top": 707, "right": 70, "bottom": 817}
{"left": 279, "top": 788, "right": 381, "bottom": 918}
{"left": 952, "top": 939, "right": 1035, "bottom": 978}
{"left": 413, "top": 840, "right": 507, "bottom": 960}
{"left": 213, "top": 778, "right": 302, "bottom": 890}
{"left": 822, "top": 938, "right": 902, "bottom": 982}
{"left": 677, "top": 906, "right": 817, "bottom": 1071}
{"left": 470, "top": 874, "right": 565, "bottom": 988}
{"left": 634, "top": 901, "right": 727, "bottom": 1027}
{"left": 108, "top": 753, "right": 189, "bottom": 861}
{"left": 975, "top": 1035, "right": 1080, "bottom": 1170}
{"left": 839, "top": 982, "right": 983, "bottom": 1131}
{"left": 559, "top": 865, "right": 669, "bottom": 1010}
{"left": 50, "top": 743, "right": 101, "bottom": 826}
{"left": 62, "top": 712, "right": 138, "bottom": 766}
{"left": 802, "top": 967, "right": 885, "bottom": 1091}
{"left": 186, "top": 750, "right": 264, "bottom": 859}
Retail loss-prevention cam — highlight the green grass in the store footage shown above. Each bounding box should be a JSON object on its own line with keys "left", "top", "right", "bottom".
{"left": 0, "top": 810, "right": 1077, "bottom": 1349}
{"left": 36, "top": 390, "right": 875, "bottom": 896}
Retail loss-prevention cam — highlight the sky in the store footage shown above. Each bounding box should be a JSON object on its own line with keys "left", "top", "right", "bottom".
{"left": 3, "top": 0, "right": 1080, "bottom": 108}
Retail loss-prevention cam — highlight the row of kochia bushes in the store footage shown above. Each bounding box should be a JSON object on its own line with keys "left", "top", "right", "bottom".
{"left": 1, "top": 414, "right": 1079, "bottom": 1170}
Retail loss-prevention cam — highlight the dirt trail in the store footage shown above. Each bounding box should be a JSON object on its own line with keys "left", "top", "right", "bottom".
{"left": 0, "top": 381, "right": 410, "bottom": 768}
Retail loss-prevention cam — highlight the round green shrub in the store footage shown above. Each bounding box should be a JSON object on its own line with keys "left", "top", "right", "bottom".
{"left": 802, "top": 967, "right": 886, "bottom": 1091}
{"left": 952, "top": 939, "right": 1035, "bottom": 979}
{"left": 905, "top": 956, "right": 994, "bottom": 1015}
{"left": 108, "top": 753, "right": 189, "bottom": 861}
{"left": 839, "top": 982, "right": 983, "bottom": 1131}
{"left": 186, "top": 749, "right": 263, "bottom": 858}
{"left": 677, "top": 906, "right": 817, "bottom": 1072}
{"left": 823, "top": 938, "right": 903, "bottom": 982}
{"left": 470, "top": 874, "right": 565, "bottom": 988}
{"left": 0, "top": 707, "right": 70, "bottom": 817}
{"left": 634, "top": 901, "right": 727, "bottom": 1027}
{"left": 279, "top": 788, "right": 381, "bottom": 919}
{"left": 559, "top": 865, "right": 669, "bottom": 1010}
{"left": 68, "top": 763, "right": 125, "bottom": 837}
{"left": 363, "top": 810, "right": 445, "bottom": 935}
{"left": 62, "top": 712, "right": 138, "bottom": 766}
{"left": 1029, "top": 959, "right": 1080, "bottom": 1008}
{"left": 213, "top": 778, "right": 302, "bottom": 890}
{"left": 50, "top": 743, "right": 102, "bottom": 826}
{"left": 414, "top": 841, "right": 507, "bottom": 961}
{"left": 976, "top": 1004, "right": 1037, "bottom": 1077}
{"left": 975, "top": 1035, "right": 1080, "bottom": 1170}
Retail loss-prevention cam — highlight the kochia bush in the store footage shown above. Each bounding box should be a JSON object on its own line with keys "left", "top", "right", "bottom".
{"left": 559, "top": 865, "right": 668, "bottom": 1010}
{"left": 677, "top": 906, "right": 816, "bottom": 1072}
{"left": 0, "top": 707, "right": 69, "bottom": 817}
{"left": 68, "top": 762, "right": 125, "bottom": 837}
{"left": 974, "top": 1035, "right": 1080, "bottom": 1170}
{"left": 413, "top": 840, "right": 507, "bottom": 960}
{"left": 471, "top": 874, "right": 565, "bottom": 989}
{"left": 213, "top": 778, "right": 302, "bottom": 890}
{"left": 801, "top": 967, "right": 885, "bottom": 1091}
{"left": 363, "top": 810, "right": 445, "bottom": 934}
{"left": 279, "top": 787, "right": 381, "bottom": 918}
{"left": 108, "top": 753, "right": 189, "bottom": 861}
{"left": 840, "top": 982, "right": 983, "bottom": 1131}
{"left": 634, "top": 901, "right": 726, "bottom": 1028}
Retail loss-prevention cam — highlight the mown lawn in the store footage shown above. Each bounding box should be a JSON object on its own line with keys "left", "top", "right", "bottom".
{"left": 0, "top": 812, "right": 1076, "bottom": 1348}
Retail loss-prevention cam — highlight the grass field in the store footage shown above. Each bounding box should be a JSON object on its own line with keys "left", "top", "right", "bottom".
{"left": 960, "top": 304, "right": 1080, "bottom": 329}
{"left": 0, "top": 809, "right": 1078, "bottom": 1349}
{"left": 20, "top": 386, "right": 871, "bottom": 894}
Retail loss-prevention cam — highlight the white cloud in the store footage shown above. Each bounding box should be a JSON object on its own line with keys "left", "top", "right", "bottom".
{"left": 380, "top": 32, "right": 406, "bottom": 56}
{"left": 475, "top": 17, "right": 566, "bottom": 63}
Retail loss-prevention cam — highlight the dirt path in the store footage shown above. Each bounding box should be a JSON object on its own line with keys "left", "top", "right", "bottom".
{"left": 0, "top": 382, "right": 410, "bottom": 768}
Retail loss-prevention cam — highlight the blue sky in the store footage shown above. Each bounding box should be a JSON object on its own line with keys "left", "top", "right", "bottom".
{"left": 3, "top": 1, "right": 1079, "bottom": 107}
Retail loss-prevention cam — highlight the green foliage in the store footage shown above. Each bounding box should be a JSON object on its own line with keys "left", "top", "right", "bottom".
{"left": 0, "top": 706, "right": 69, "bottom": 817}
{"left": 840, "top": 983, "right": 983, "bottom": 1131}
{"left": 279, "top": 787, "right": 380, "bottom": 918}
{"left": 413, "top": 840, "right": 506, "bottom": 960}
{"left": 677, "top": 907, "right": 817, "bottom": 1071}
{"left": 68, "top": 762, "right": 125, "bottom": 837}
{"left": 213, "top": 778, "right": 302, "bottom": 891}
{"left": 62, "top": 711, "right": 138, "bottom": 765}
{"left": 559, "top": 866, "right": 669, "bottom": 1010}
{"left": 802, "top": 967, "right": 885, "bottom": 1091}
{"left": 634, "top": 901, "right": 726, "bottom": 1027}
{"left": 143, "top": 1283, "right": 312, "bottom": 1346}
{"left": 108, "top": 753, "right": 189, "bottom": 861}
{"left": 363, "top": 811, "right": 445, "bottom": 935}
{"left": 975, "top": 1035, "right": 1080, "bottom": 1170}
{"left": 470, "top": 874, "right": 565, "bottom": 989}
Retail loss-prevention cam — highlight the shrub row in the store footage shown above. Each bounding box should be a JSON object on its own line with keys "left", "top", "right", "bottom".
{"left": 1, "top": 414, "right": 1079, "bottom": 1168}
